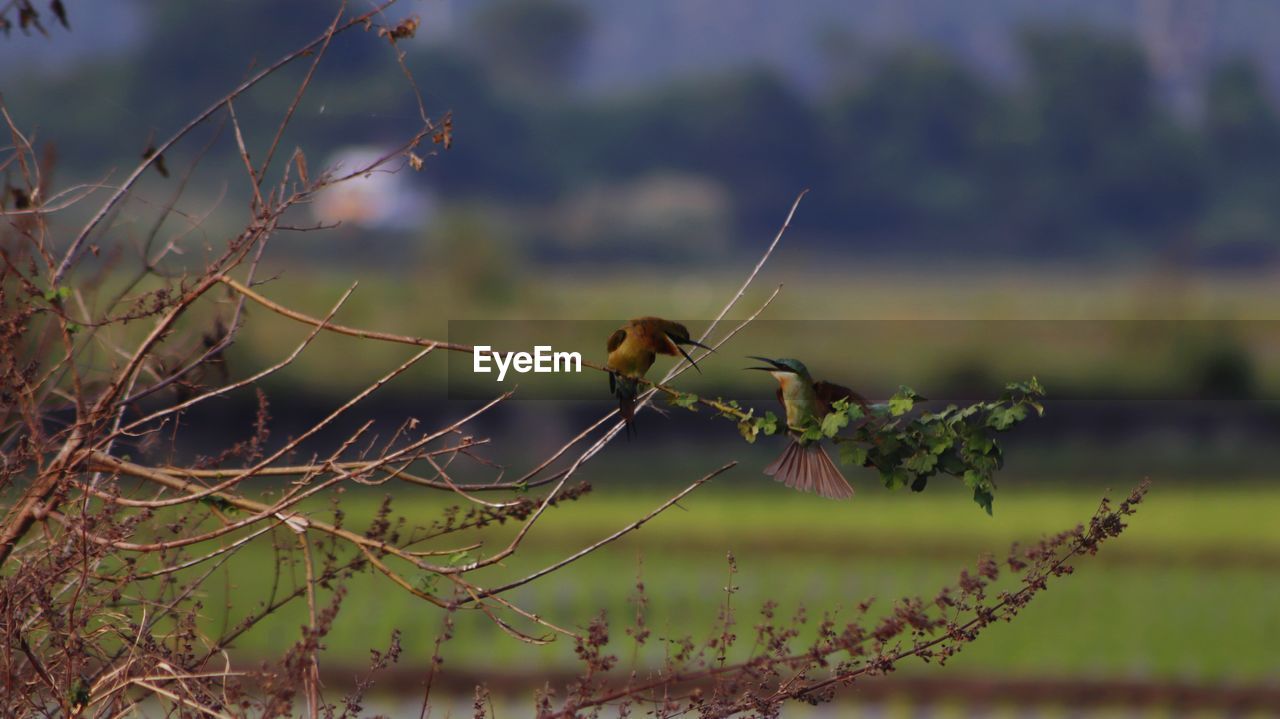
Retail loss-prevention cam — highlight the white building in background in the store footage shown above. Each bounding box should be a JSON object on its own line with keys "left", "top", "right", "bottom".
{"left": 310, "top": 146, "right": 436, "bottom": 231}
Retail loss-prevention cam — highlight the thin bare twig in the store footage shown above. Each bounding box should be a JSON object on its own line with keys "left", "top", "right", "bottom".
{"left": 455, "top": 462, "right": 737, "bottom": 606}
{"left": 51, "top": 2, "right": 398, "bottom": 285}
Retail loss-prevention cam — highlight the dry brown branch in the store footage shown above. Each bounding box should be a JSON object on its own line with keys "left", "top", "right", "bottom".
{"left": 217, "top": 271, "right": 777, "bottom": 423}
{"left": 49, "top": 1, "right": 399, "bottom": 285}
{"left": 456, "top": 461, "right": 738, "bottom": 606}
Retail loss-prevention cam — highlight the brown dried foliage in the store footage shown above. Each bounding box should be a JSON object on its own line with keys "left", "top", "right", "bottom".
{"left": 527, "top": 484, "right": 1150, "bottom": 719}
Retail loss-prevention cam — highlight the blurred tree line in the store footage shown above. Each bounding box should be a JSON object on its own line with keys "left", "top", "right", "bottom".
{"left": 9, "top": 0, "right": 1280, "bottom": 265}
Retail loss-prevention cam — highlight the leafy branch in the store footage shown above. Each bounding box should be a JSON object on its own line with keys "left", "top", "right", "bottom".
{"left": 664, "top": 378, "right": 1047, "bottom": 513}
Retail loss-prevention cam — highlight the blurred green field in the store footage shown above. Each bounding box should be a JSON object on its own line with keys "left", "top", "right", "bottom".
{"left": 85, "top": 264, "right": 1280, "bottom": 401}
{"left": 170, "top": 477, "right": 1280, "bottom": 682}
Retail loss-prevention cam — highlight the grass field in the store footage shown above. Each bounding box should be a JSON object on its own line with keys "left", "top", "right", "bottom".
{"left": 171, "top": 478, "right": 1279, "bottom": 683}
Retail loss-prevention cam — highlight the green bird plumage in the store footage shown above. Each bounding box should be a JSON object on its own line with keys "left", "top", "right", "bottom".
{"left": 747, "top": 356, "right": 867, "bottom": 500}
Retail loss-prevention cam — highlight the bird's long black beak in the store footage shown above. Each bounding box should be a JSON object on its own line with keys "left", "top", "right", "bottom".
{"left": 744, "top": 355, "right": 785, "bottom": 372}
{"left": 682, "top": 337, "right": 714, "bottom": 351}
{"left": 666, "top": 333, "right": 712, "bottom": 373}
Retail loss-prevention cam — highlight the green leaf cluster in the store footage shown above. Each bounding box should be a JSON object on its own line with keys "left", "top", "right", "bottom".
{"left": 736, "top": 410, "right": 779, "bottom": 444}
{"left": 42, "top": 285, "right": 71, "bottom": 303}
{"left": 668, "top": 391, "right": 700, "bottom": 410}
{"left": 665, "top": 393, "right": 782, "bottom": 444}
{"left": 788, "top": 379, "right": 1046, "bottom": 514}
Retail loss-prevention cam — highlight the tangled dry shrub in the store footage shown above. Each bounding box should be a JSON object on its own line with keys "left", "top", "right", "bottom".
{"left": 531, "top": 483, "right": 1148, "bottom": 718}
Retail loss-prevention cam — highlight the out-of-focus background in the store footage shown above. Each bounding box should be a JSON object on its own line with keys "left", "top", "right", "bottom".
{"left": 6, "top": 0, "right": 1278, "bottom": 714}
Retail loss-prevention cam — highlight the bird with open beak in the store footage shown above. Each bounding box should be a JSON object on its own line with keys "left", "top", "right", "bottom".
{"left": 746, "top": 356, "right": 868, "bottom": 499}
{"left": 606, "top": 317, "right": 711, "bottom": 427}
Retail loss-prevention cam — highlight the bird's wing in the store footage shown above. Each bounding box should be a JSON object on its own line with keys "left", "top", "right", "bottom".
{"left": 814, "top": 381, "right": 870, "bottom": 413}
{"left": 606, "top": 328, "right": 627, "bottom": 353}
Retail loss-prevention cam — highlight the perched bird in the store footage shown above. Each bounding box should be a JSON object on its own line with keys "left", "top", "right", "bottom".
{"left": 606, "top": 317, "right": 711, "bottom": 425}
{"left": 746, "top": 356, "right": 868, "bottom": 500}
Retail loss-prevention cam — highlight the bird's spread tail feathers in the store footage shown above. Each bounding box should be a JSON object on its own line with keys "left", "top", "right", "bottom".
{"left": 764, "top": 440, "right": 854, "bottom": 500}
